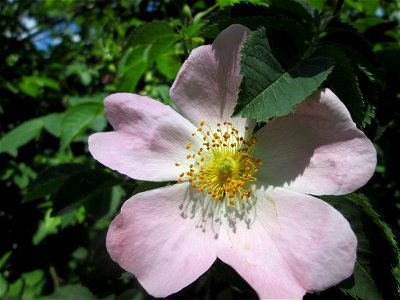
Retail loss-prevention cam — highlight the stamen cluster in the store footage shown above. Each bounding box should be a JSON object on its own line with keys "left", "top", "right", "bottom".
{"left": 176, "top": 121, "right": 262, "bottom": 205}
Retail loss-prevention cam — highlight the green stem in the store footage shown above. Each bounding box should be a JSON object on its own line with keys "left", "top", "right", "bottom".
{"left": 49, "top": 266, "right": 60, "bottom": 290}
{"left": 302, "top": 0, "right": 344, "bottom": 59}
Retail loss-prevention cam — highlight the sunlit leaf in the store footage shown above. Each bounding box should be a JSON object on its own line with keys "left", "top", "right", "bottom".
{"left": 0, "top": 251, "right": 12, "bottom": 270}
{"left": 307, "top": 0, "right": 324, "bottom": 10}
{"left": 127, "top": 20, "right": 179, "bottom": 60}
{"left": 42, "top": 112, "right": 63, "bottom": 137}
{"left": 234, "top": 27, "right": 333, "bottom": 121}
{"left": 118, "top": 21, "right": 180, "bottom": 92}
{"left": 117, "top": 46, "right": 148, "bottom": 92}
{"left": 0, "top": 274, "right": 7, "bottom": 297}
{"left": 21, "top": 269, "right": 45, "bottom": 299}
{"left": 5, "top": 278, "right": 23, "bottom": 298}
{"left": 48, "top": 284, "right": 96, "bottom": 300}
{"left": 19, "top": 76, "right": 60, "bottom": 98}
{"left": 0, "top": 118, "right": 44, "bottom": 156}
{"left": 68, "top": 93, "right": 108, "bottom": 106}
{"left": 32, "top": 209, "right": 61, "bottom": 245}
{"left": 156, "top": 54, "right": 181, "bottom": 79}
{"left": 60, "top": 103, "right": 102, "bottom": 149}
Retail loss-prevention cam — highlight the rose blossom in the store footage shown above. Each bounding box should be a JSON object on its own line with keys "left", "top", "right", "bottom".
{"left": 88, "top": 24, "right": 377, "bottom": 299}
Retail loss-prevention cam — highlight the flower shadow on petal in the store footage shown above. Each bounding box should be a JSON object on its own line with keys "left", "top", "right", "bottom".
{"left": 178, "top": 184, "right": 261, "bottom": 239}
{"left": 222, "top": 195, "right": 259, "bottom": 234}
{"left": 179, "top": 185, "right": 222, "bottom": 239}
{"left": 254, "top": 90, "right": 373, "bottom": 194}
{"left": 257, "top": 129, "right": 369, "bottom": 191}
{"left": 211, "top": 37, "right": 242, "bottom": 119}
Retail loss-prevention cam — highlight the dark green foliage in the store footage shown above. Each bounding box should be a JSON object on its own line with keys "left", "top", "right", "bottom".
{"left": 118, "top": 21, "right": 182, "bottom": 91}
{"left": 234, "top": 27, "right": 334, "bottom": 121}
{"left": 324, "top": 194, "right": 400, "bottom": 300}
{"left": 313, "top": 45, "right": 366, "bottom": 126}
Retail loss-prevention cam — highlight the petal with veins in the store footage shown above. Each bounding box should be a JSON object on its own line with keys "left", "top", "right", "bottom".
{"left": 170, "top": 24, "right": 250, "bottom": 129}
{"left": 89, "top": 93, "right": 202, "bottom": 181}
{"left": 254, "top": 88, "right": 376, "bottom": 196}
{"left": 107, "top": 182, "right": 219, "bottom": 297}
{"left": 217, "top": 187, "right": 357, "bottom": 299}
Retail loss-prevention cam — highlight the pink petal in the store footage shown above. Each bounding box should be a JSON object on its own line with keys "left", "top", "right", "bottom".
{"left": 107, "top": 183, "right": 218, "bottom": 297}
{"left": 88, "top": 93, "right": 201, "bottom": 181}
{"left": 254, "top": 88, "right": 377, "bottom": 195}
{"left": 217, "top": 187, "right": 357, "bottom": 299}
{"left": 170, "top": 24, "right": 250, "bottom": 128}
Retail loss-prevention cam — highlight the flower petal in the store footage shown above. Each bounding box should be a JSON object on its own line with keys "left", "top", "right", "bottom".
{"left": 170, "top": 24, "right": 250, "bottom": 128}
{"left": 107, "top": 182, "right": 218, "bottom": 298}
{"left": 88, "top": 93, "right": 202, "bottom": 181}
{"left": 254, "top": 88, "right": 376, "bottom": 195}
{"left": 217, "top": 187, "right": 357, "bottom": 299}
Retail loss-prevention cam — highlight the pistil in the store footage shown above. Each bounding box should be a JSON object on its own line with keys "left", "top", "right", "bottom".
{"left": 176, "top": 121, "right": 262, "bottom": 205}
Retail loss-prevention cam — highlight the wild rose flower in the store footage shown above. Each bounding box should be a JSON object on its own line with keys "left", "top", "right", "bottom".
{"left": 88, "top": 24, "right": 377, "bottom": 299}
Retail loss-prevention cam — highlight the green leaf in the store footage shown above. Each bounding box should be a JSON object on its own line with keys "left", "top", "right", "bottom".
{"left": 48, "top": 284, "right": 96, "bottom": 300}
{"left": 32, "top": 209, "right": 61, "bottom": 245}
{"left": 59, "top": 206, "right": 86, "bottom": 229}
{"left": 127, "top": 21, "right": 180, "bottom": 63}
{"left": 6, "top": 278, "right": 23, "bottom": 298}
{"left": 346, "top": 194, "right": 400, "bottom": 279}
{"left": 0, "top": 251, "right": 12, "bottom": 270}
{"left": 23, "top": 164, "right": 90, "bottom": 203}
{"left": 234, "top": 27, "right": 333, "bottom": 121}
{"left": 0, "top": 274, "right": 7, "bottom": 297}
{"left": 182, "top": 23, "right": 204, "bottom": 37}
{"left": 323, "top": 194, "right": 400, "bottom": 300}
{"left": 60, "top": 103, "right": 102, "bottom": 149}
{"left": 324, "top": 195, "right": 382, "bottom": 300}
{"left": 345, "top": 0, "right": 380, "bottom": 16}
{"left": 307, "top": 0, "right": 324, "bottom": 10}
{"left": 19, "top": 76, "right": 60, "bottom": 98}
{"left": 0, "top": 118, "right": 44, "bottom": 156}
{"left": 353, "top": 17, "right": 387, "bottom": 33}
{"left": 202, "top": 2, "right": 314, "bottom": 41}
{"left": 156, "top": 54, "right": 181, "bottom": 79}
{"left": 321, "top": 24, "right": 376, "bottom": 71}
{"left": 68, "top": 93, "right": 108, "bottom": 106}
{"left": 117, "top": 46, "right": 148, "bottom": 92}
{"left": 345, "top": 261, "right": 383, "bottom": 300}
{"left": 314, "top": 45, "right": 365, "bottom": 126}
{"left": 269, "top": 0, "right": 315, "bottom": 24}
{"left": 0, "top": 112, "right": 67, "bottom": 155}
{"left": 53, "top": 170, "right": 120, "bottom": 216}
{"left": 42, "top": 112, "right": 63, "bottom": 137}
{"left": 118, "top": 21, "right": 180, "bottom": 92}
{"left": 21, "top": 269, "right": 45, "bottom": 299}
{"left": 72, "top": 247, "right": 88, "bottom": 260}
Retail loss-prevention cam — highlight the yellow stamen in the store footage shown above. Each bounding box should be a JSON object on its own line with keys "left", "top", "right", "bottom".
{"left": 175, "top": 121, "right": 262, "bottom": 202}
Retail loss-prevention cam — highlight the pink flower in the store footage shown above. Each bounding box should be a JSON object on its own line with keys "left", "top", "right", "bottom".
{"left": 88, "top": 25, "right": 377, "bottom": 299}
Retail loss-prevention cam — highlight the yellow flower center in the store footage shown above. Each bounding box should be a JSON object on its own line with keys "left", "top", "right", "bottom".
{"left": 215, "top": 156, "right": 237, "bottom": 179}
{"left": 176, "top": 121, "right": 262, "bottom": 206}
